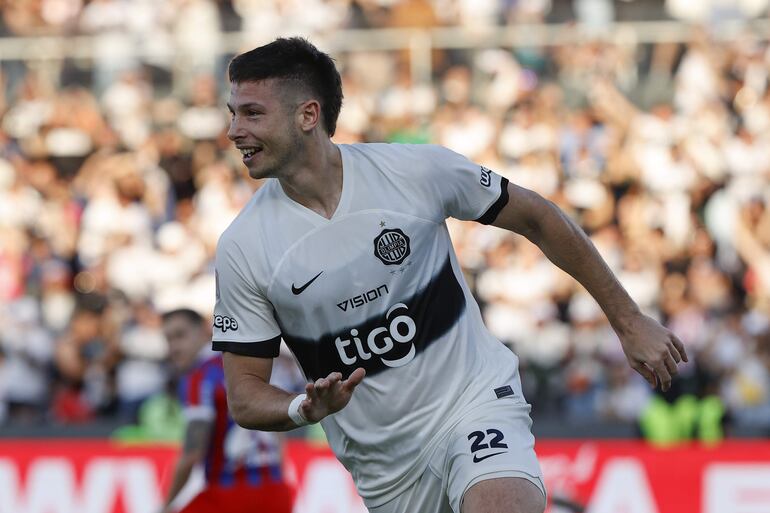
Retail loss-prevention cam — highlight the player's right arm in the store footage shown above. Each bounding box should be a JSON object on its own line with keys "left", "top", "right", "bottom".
{"left": 215, "top": 234, "right": 365, "bottom": 430}
{"left": 223, "top": 352, "right": 365, "bottom": 430}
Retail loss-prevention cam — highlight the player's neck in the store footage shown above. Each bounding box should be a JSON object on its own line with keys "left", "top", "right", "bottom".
{"left": 278, "top": 138, "right": 343, "bottom": 220}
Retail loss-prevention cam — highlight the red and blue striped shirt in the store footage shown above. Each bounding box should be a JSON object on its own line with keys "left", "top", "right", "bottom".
{"left": 178, "top": 355, "right": 283, "bottom": 487}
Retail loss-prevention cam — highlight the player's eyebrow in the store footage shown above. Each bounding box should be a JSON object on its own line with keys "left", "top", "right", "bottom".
{"left": 227, "top": 102, "right": 266, "bottom": 112}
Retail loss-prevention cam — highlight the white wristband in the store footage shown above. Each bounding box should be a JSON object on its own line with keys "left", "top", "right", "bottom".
{"left": 288, "top": 393, "right": 311, "bottom": 427}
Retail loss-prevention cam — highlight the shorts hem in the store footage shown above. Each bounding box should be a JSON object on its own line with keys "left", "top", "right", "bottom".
{"left": 458, "top": 470, "right": 547, "bottom": 512}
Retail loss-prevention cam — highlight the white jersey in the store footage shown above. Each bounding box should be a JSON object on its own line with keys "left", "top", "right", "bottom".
{"left": 212, "top": 143, "right": 525, "bottom": 506}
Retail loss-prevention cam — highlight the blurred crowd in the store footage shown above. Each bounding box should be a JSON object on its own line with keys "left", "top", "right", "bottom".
{"left": 2, "top": 0, "right": 770, "bottom": 44}
{"left": 1, "top": 0, "right": 770, "bottom": 439}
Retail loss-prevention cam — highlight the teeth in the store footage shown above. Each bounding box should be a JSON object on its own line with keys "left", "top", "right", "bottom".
{"left": 240, "top": 148, "right": 256, "bottom": 158}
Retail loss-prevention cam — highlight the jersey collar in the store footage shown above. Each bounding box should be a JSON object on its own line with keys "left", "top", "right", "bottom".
{"left": 274, "top": 144, "right": 353, "bottom": 225}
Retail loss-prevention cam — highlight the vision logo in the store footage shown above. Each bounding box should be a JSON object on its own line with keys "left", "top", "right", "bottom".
{"left": 373, "top": 228, "right": 411, "bottom": 265}
{"left": 337, "top": 284, "right": 389, "bottom": 312}
{"left": 334, "top": 303, "right": 417, "bottom": 368}
{"left": 213, "top": 315, "right": 239, "bottom": 332}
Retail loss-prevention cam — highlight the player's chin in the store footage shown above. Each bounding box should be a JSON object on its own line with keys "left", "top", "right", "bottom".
{"left": 246, "top": 162, "right": 272, "bottom": 180}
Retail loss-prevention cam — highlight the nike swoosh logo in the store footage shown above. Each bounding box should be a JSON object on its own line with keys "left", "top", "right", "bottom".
{"left": 472, "top": 451, "right": 506, "bottom": 463}
{"left": 291, "top": 271, "right": 324, "bottom": 295}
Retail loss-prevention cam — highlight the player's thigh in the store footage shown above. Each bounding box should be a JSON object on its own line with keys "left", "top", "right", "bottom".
{"left": 461, "top": 477, "right": 545, "bottom": 513}
{"left": 445, "top": 399, "right": 546, "bottom": 513}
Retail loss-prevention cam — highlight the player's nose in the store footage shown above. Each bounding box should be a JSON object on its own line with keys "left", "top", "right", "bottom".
{"left": 227, "top": 117, "right": 245, "bottom": 142}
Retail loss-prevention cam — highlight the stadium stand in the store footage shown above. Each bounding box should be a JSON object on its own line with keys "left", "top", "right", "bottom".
{"left": 0, "top": 0, "right": 769, "bottom": 443}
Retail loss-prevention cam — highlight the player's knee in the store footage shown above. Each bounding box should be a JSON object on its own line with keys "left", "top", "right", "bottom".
{"left": 462, "top": 477, "right": 545, "bottom": 513}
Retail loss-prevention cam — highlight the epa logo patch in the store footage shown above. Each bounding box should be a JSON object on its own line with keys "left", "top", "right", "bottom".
{"left": 373, "top": 228, "right": 411, "bottom": 265}
{"left": 214, "top": 315, "right": 238, "bottom": 332}
{"left": 480, "top": 166, "right": 492, "bottom": 187}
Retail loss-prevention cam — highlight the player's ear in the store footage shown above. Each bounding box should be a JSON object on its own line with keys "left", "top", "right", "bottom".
{"left": 297, "top": 99, "right": 321, "bottom": 133}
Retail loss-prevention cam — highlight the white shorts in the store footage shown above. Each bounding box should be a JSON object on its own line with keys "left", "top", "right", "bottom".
{"left": 366, "top": 397, "right": 546, "bottom": 513}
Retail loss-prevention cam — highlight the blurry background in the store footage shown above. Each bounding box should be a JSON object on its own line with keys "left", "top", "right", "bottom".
{"left": 0, "top": 1, "right": 770, "bottom": 511}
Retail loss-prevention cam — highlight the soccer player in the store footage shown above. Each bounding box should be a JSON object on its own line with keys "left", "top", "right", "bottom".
{"left": 160, "top": 308, "right": 293, "bottom": 513}
{"left": 215, "top": 38, "right": 688, "bottom": 513}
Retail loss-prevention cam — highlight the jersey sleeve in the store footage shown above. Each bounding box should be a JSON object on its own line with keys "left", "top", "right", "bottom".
{"left": 211, "top": 235, "right": 282, "bottom": 358}
{"left": 418, "top": 145, "right": 509, "bottom": 223}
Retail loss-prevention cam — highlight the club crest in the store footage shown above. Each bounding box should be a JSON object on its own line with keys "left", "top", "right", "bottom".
{"left": 373, "top": 228, "right": 411, "bottom": 265}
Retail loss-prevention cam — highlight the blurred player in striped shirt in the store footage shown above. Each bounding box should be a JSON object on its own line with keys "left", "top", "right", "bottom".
{"left": 159, "top": 308, "right": 293, "bottom": 513}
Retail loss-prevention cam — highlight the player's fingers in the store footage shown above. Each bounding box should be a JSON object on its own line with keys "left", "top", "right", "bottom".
{"left": 663, "top": 353, "right": 678, "bottom": 376}
{"left": 314, "top": 377, "right": 330, "bottom": 394}
{"left": 343, "top": 367, "right": 366, "bottom": 391}
{"left": 330, "top": 373, "right": 348, "bottom": 395}
{"left": 305, "top": 382, "right": 319, "bottom": 402}
{"left": 632, "top": 361, "right": 657, "bottom": 388}
{"left": 670, "top": 333, "right": 688, "bottom": 363}
{"left": 668, "top": 342, "right": 681, "bottom": 364}
{"left": 326, "top": 372, "right": 343, "bottom": 385}
{"left": 653, "top": 361, "right": 672, "bottom": 391}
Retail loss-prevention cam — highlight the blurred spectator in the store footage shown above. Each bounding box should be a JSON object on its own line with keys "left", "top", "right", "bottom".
{"left": 115, "top": 301, "right": 168, "bottom": 417}
{"left": 666, "top": 0, "right": 769, "bottom": 23}
{"left": 77, "top": 152, "right": 155, "bottom": 267}
{"left": 53, "top": 295, "right": 120, "bottom": 422}
{"left": 172, "top": 0, "right": 221, "bottom": 78}
{"left": 735, "top": 329, "right": 770, "bottom": 431}
{"left": 0, "top": 297, "right": 54, "bottom": 422}
{"left": 79, "top": 0, "right": 137, "bottom": 92}
{"left": 574, "top": 0, "right": 615, "bottom": 32}
{"left": 598, "top": 360, "right": 652, "bottom": 423}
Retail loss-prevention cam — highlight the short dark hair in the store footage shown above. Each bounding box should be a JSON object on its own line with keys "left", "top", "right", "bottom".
{"left": 162, "top": 308, "right": 204, "bottom": 326}
{"left": 228, "top": 37, "right": 343, "bottom": 136}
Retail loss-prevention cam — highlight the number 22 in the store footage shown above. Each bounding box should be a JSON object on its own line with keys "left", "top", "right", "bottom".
{"left": 467, "top": 428, "right": 508, "bottom": 453}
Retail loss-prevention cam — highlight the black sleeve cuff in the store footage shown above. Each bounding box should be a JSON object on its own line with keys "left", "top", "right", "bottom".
{"left": 212, "top": 336, "right": 281, "bottom": 358}
{"left": 475, "top": 177, "right": 510, "bottom": 225}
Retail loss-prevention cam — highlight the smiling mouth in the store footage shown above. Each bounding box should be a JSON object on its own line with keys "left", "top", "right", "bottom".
{"left": 238, "top": 147, "right": 263, "bottom": 159}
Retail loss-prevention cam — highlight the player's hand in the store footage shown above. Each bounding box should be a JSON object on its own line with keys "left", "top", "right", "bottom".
{"left": 616, "top": 312, "right": 688, "bottom": 392}
{"left": 299, "top": 368, "right": 366, "bottom": 423}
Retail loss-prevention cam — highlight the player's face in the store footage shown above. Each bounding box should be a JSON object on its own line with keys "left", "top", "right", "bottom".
{"left": 227, "top": 79, "right": 302, "bottom": 180}
{"left": 163, "top": 315, "right": 208, "bottom": 373}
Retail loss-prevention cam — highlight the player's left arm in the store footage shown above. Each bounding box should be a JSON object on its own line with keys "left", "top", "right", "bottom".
{"left": 159, "top": 419, "right": 213, "bottom": 513}
{"left": 490, "top": 182, "right": 688, "bottom": 391}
